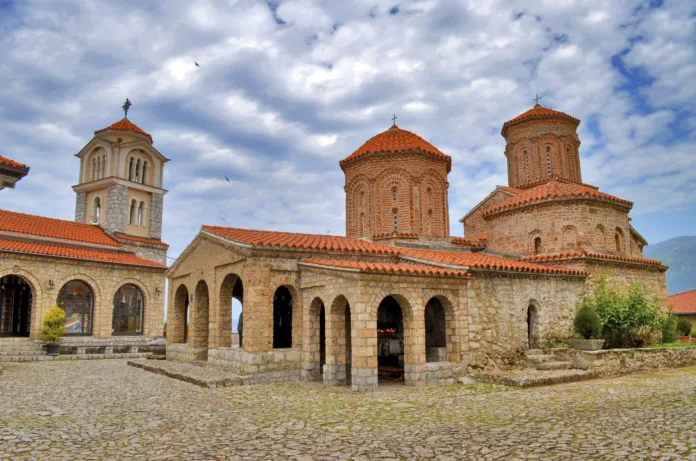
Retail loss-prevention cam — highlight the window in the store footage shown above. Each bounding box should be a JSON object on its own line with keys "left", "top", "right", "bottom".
{"left": 91, "top": 157, "right": 96, "bottom": 181}
{"left": 129, "top": 199, "right": 137, "bottom": 225}
{"left": 92, "top": 197, "right": 101, "bottom": 224}
{"left": 360, "top": 212, "right": 366, "bottom": 237}
{"left": 135, "top": 159, "right": 141, "bottom": 183}
{"left": 546, "top": 146, "right": 552, "bottom": 177}
{"left": 615, "top": 233, "right": 622, "bottom": 253}
{"left": 393, "top": 209, "right": 398, "bottom": 230}
{"left": 101, "top": 155, "right": 106, "bottom": 178}
{"left": 273, "top": 286, "right": 293, "bottom": 348}
{"left": 524, "top": 150, "right": 530, "bottom": 182}
{"left": 128, "top": 157, "right": 134, "bottom": 181}
{"left": 137, "top": 201, "right": 145, "bottom": 226}
{"left": 427, "top": 209, "right": 433, "bottom": 235}
{"left": 392, "top": 187, "right": 397, "bottom": 201}
{"left": 57, "top": 280, "right": 94, "bottom": 335}
{"left": 534, "top": 237, "right": 542, "bottom": 255}
{"left": 141, "top": 161, "right": 148, "bottom": 185}
{"left": 112, "top": 284, "right": 144, "bottom": 335}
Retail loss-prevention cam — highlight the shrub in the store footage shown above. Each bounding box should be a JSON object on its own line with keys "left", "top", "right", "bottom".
{"left": 41, "top": 305, "right": 66, "bottom": 344}
{"left": 573, "top": 301, "right": 602, "bottom": 339}
{"left": 676, "top": 318, "right": 693, "bottom": 337}
{"left": 661, "top": 315, "right": 679, "bottom": 343}
{"left": 691, "top": 326, "right": 696, "bottom": 338}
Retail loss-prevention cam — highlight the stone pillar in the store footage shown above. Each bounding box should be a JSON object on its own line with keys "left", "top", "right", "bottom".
{"left": 149, "top": 193, "right": 164, "bottom": 240}
{"left": 350, "top": 301, "right": 378, "bottom": 393}
{"left": 75, "top": 192, "right": 86, "bottom": 223}
{"left": 243, "top": 263, "right": 272, "bottom": 353}
{"left": 105, "top": 184, "right": 128, "bottom": 234}
{"left": 404, "top": 306, "right": 426, "bottom": 387}
{"left": 301, "top": 299, "right": 322, "bottom": 382}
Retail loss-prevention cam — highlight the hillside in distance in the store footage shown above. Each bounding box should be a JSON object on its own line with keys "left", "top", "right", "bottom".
{"left": 644, "top": 236, "right": 696, "bottom": 295}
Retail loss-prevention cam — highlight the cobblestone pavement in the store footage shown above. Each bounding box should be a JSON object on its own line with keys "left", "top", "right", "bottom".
{"left": 1, "top": 361, "right": 695, "bottom": 460}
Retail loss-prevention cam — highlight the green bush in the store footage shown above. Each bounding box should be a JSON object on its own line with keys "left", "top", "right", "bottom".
{"left": 661, "top": 315, "right": 679, "bottom": 343}
{"left": 588, "top": 276, "right": 667, "bottom": 348}
{"left": 676, "top": 318, "right": 693, "bottom": 336}
{"left": 573, "top": 301, "right": 602, "bottom": 339}
{"left": 41, "top": 305, "right": 66, "bottom": 344}
{"left": 691, "top": 326, "right": 696, "bottom": 338}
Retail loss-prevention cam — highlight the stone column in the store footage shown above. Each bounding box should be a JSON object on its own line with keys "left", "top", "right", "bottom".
{"left": 350, "top": 300, "right": 378, "bottom": 393}
{"left": 243, "top": 263, "right": 273, "bottom": 353}
{"left": 404, "top": 306, "right": 426, "bottom": 387}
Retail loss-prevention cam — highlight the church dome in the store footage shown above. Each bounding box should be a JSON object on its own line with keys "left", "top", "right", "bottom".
{"left": 501, "top": 104, "right": 580, "bottom": 137}
{"left": 95, "top": 118, "right": 153, "bottom": 143}
{"left": 340, "top": 125, "right": 451, "bottom": 172}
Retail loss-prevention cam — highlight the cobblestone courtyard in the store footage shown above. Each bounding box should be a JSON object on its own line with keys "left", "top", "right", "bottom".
{"left": 1, "top": 361, "right": 695, "bottom": 460}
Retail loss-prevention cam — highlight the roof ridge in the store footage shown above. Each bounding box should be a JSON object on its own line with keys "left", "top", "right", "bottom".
{"left": 668, "top": 288, "right": 696, "bottom": 297}
{"left": 203, "top": 225, "right": 365, "bottom": 241}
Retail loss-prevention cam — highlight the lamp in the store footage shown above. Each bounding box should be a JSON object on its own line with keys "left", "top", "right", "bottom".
{"left": 48, "top": 279, "right": 55, "bottom": 290}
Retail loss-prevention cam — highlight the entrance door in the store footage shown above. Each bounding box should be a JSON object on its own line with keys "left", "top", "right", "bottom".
{"left": 0, "top": 275, "right": 33, "bottom": 337}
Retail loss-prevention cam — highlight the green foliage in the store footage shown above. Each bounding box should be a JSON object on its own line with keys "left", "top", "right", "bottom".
{"left": 661, "top": 316, "right": 679, "bottom": 344}
{"left": 41, "top": 305, "right": 66, "bottom": 344}
{"left": 573, "top": 301, "right": 602, "bottom": 339}
{"left": 691, "top": 326, "right": 696, "bottom": 338}
{"left": 676, "top": 318, "right": 693, "bottom": 337}
{"left": 586, "top": 275, "right": 667, "bottom": 348}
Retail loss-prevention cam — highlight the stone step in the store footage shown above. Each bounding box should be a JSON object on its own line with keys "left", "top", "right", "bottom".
{"left": 476, "top": 369, "right": 601, "bottom": 388}
{"left": 525, "top": 354, "right": 554, "bottom": 364}
{"left": 0, "top": 355, "right": 53, "bottom": 362}
{"left": 0, "top": 344, "right": 44, "bottom": 351}
{"left": 0, "top": 352, "right": 152, "bottom": 363}
{"left": 0, "top": 338, "right": 35, "bottom": 343}
{"left": 525, "top": 349, "right": 544, "bottom": 356}
{"left": 0, "top": 350, "right": 45, "bottom": 356}
{"left": 535, "top": 361, "right": 573, "bottom": 371}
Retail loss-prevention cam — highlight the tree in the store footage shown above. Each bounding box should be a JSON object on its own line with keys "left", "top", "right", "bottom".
{"left": 41, "top": 305, "right": 66, "bottom": 344}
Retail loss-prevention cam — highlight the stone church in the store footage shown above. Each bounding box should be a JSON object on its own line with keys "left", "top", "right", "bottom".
{"left": 0, "top": 115, "right": 168, "bottom": 354}
{"left": 166, "top": 104, "right": 668, "bottom": 392}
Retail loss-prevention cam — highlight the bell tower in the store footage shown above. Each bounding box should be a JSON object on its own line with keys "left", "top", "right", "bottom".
{"left": 72, "top": 100, "right": 169, "bottom": 241}
{"left": 501, "top": 104, "right": 582, "bottom": 187}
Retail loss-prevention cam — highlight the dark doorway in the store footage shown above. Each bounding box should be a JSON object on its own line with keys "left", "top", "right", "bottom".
{"left": 527, "top": 304, "right": 537, "bottom": 349}
{"left": 0, "top": 275, "right": 32, "bottom": 337}
{"left": 345, "top": 304, "right": 352, "bottom": 385}
{"left": 273, "top": 286, "right": 293, "bottom": 348}
{"left": 319, "top": 304, "right": 326, "bottom": 373}
{"left": 377, "top": 296, "right": 404, "bottom": 382}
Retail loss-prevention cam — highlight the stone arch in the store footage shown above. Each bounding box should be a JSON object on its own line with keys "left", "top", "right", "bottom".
{"left": 0, "top": 270, "right": 38, "bottom": 337}
{"left": 529, "top": 231, "right": 543, "bottom": 256}
{"left": 614, "top": 227, "right": 625, "bottom": 254}
{"left": 420, "top": 175, "right": 445, "bottom": 237}
{"left": 351, "top": 181, "right": 370, "bottom": 238}
{"left": 376, "top": 293, "right": 416, "bottom": 385}
{"left": 191, "top": 280, "right": 210, "bottom": 354}
{"left": 562, "top": 225, "right": 578, "bottom": 250}
{"left": 527, "top": 300, "right": 540, "bottom": 349}
{"left": 92, "top": 196, "right": 102, "bottom": 224}
{"left": 303, "top": 297, "right": 326, "bottom": 381}
{"left": 539, "top": 134, "right": 562, "bottom": 179}
{"left": 594, "top": 225, "right": 606, "bottom": 251}
{"left": 169, "top": 284, "right": 189, "bottom": 345}
{"left": 111, "top": 277, "right": 152, "bottom": 336}
{"left": 375, "top": 168, "right": 412, "bottom": 234}
{"left": 273, "top": 285, "right": 295, "bottom": 349}
{"left": 424, "top": 295, "right": 456, "bottom": 363}
{"left": 324, "top": 294, "right": 352, "bottom": 386}
{"left": 56, "top": 278, "right": 97, "bottom": 336}
{"left": 218, "top": 273, "right": 244, "bottom": 349}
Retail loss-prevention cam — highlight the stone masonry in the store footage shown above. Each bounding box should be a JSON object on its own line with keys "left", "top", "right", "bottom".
{"left": 105, "top": 183, "right": 129, "bottom": 234}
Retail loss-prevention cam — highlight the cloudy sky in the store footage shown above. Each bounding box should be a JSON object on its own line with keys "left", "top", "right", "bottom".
{"left": 1, "top": 0, "right": 695, "bottom": 261}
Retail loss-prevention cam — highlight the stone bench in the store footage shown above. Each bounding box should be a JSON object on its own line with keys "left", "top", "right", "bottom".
{"left": 75, "top": 345, "right": 141, "bottom": 355}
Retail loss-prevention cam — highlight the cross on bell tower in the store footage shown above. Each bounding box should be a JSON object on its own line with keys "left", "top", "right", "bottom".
{"left": 533, "top": 94, "right": 542, "bottom": 105}
{"left": 391, "top": 114, "right": 398, "bottom": 126}
{"left": 122, "top": 98, "right": 132, "bottom": 118}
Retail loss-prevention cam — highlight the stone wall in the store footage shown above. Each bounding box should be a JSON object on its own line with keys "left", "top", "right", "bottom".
{"left": 462, "top": 189, "right": 511, "bottom": 238}
{"left": 118, "top": 241, "right": 167, "bottom": 266}
{"left": 552, "top": 347, "right": 696, "bottom": 377}
{"left": 105, "top": 183, "right": 128, "bottom": 234}
{"left": 149, "top": 193, "right": 164, "bottom": 240}
{"left": 0, "top": 251, "right": 166, "bottom": 340}
{"left": 206, "top": 347, "right": 300, "bottom": 382}
{"left": 74, "top": 192, "right": 86, "bottom": 222}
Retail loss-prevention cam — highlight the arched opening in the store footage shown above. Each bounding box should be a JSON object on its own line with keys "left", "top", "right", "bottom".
{"left": 377, "top": 296, "right": 404, "bottom": 383}
{"left": 323, "top": 295, "right": 352, "bottom": 386}
{"left": 614, "top": 229, "right": 624, "bottom": 254}
{"left": 135, "top": 159, "right": 141, "bottom": 183}
{"left": 129, "top": 199, "right": 137, "bottom": 225}
{"left": 91, "top": 157, "right": 97, "bottom": 181}
{"left": 170, "top": 284, "right": 189, "bottom": 344}
{"left": 534, "top": 237, "right": 542, "bottom": 255}
{"left": 562, "top": 226, "right": 578, "bottom": 250}
{"left": 93, "top": 197, "right": 101, "bottom": 224}
{"left": 218, "top": 274, "right": 243, "bottom": 348}
{"left": 273, "top": 286, "right": 293, "bottom": 349}
{"left": 0, "top": 275, "right": 33, "bottom": 337}
{"left": 425, "top": 297, "right": 446, "bottom": 362}
{"left": 137, "top": 202, "right": 145, "bottom": 226}
{"left": 141, "top": 161, "right": 148, "bottom": 185}
{"left": 306, "top": 297, "right": 326, "bottom": 381}
{"left": 594, "top": 225, "right": 606, "bottom": 251}
{"left": 57, "top": 280, "right": 94, "bottom": 335}
{"left": 527, "top": 302, "right": 539, "bottom": 349}
{"left": 192, "top": 281, "right": 209, "bottom": 353}
{"left": 112, "top": 284, "right": 144, "bottom": 335}
{"left": 128, "top": 157, "right": 134, "bottom": 181}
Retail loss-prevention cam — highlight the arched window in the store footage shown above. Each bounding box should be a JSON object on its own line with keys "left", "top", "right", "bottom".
{"left": 427, "top": 209, "right": 433, "bottom": 235}
{"left": 91, "top": 157, "right": 96, "bottom": 181}
{"left": 128, "top": 157, "right": 134, "bottom": 181}
{"left": 392, "top": 187, "right": 397, "bottom": 201}
{"left": 0, "top": 275, "right": 33, "bottom": 336}
{"left": 524, "top": 150, "right": 530, "bottom": 182}
{"left": 101, "top": 155, "right": 106, "bottom": 178}
{"left": 112, "top": 284, "right": 144, "bottom": 335}
{"left": 615, "top": 233, "right": 623, "bottom": 254}
{"left": 273, "top": 286, "right": 293, "bottom": 348}
{"left": 562, "top": 227, "right": 578, "bottom": 249}
{"left": 594, "top": 225, "right": 606, "bottom": 250}
{"left": 425, "top": 297, "right": 446, "bottom": 362}
{"left": 546, "top": 146, "right": 552, "bottom": 177}
{"left": 135, "top": 159, "right": 141, "bottom": 183}
{"left": 566, "top": 147, "right": 575, "bottom": 179}
{"left": 360, "top": 212, "right": 366, "bottom": 237}
{"left": 393, "top": 209, "right": 398, "bottom": 230}
{"left": 92, "top": 197, "right": 101, "bottom": 224}
{"left": 137, "top": 201, "right": 145, "bottom": 226}
{"left": 141, "top": 161, "right": 148, "bottom": 185}
{"left": 534, "top": 237, "right": 542, "bottom": 255}
{"left": 129, "top": 199, "right": 137, "bottom": 225}
{"left": 57, "top": 280, "right": 94, "bottom": 335}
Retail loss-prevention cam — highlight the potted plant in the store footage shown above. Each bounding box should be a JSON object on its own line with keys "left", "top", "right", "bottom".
{"left": 41, "top": 305, "right": 66, "bottom": 356}
{"left": 571, "top": 302, "right": 604, "bottom": 350}
{"left": 676, "top": 318, "right": 692, "bottom": 344}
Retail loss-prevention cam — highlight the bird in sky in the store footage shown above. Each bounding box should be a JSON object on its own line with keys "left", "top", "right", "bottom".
{"left": 194, "top": 62, "right": 200, "bottom": 67}
{"left": 225, "top": 176, "right": 230, "bottom": 182}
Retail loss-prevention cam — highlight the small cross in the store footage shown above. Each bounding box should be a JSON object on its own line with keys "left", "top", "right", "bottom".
{"left": 533, "top": 94, "right": 542, "bottom": 105}
{"left": 122, "top": 98, "right": 132, "bottom": 118}
{"left": 391, "top": 114, "right": 398, "bottom": 126}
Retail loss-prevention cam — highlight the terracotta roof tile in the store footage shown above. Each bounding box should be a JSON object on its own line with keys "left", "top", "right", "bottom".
{"left": 114, "top": 233, "right": 169, "bottom": 247}
{"left": 340, "top": 125, "right": 451, "bottom": 172}
{"left": 483, "top": 179, "right": 632, "bottom": 217}
{"left": 302, "top": 259, "right": 470, "bottom": 278}
{"left": 0, "top": 155, "right": 27, "bottom": 169}
{"left": 373, "top": 231, "right": 420, "bottom": 240}
{"left": 502, "top": 104, "right": 580, "bottom": 136}
{"left": 451, "top": 234, "right": 487, "bottom": 248}
{"left": 521, "top": 249, "right": 667, "bottom": 268}
{"left": 0, "top": 238, "right": 166, "bottom": 268}
{"left": 400, "top": 248, "right": 586, "bottom": 276}
{"left": 0, "top": 209, "right": 120, "bottom": 247}
{"left": 202, "top": 226, "right": 400, "bottom": 255}
{"left": 95, "top": 118, "right": 153, "bottom": 143}
{"left": 668, "top": 289, "right": 696, "bottom": 315}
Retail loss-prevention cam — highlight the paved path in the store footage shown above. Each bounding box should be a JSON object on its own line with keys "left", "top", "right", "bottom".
{"left": 1, "top": 360, "right": 695, "bottom": 460}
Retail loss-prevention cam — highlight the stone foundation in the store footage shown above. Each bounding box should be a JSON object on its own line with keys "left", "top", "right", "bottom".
{"left": 167, "top": 344, "right": 208, "bottom": 362}
{"left": 405, "top": 361, "right": 464, "bottom": 387}
{"left": 552, "top": 347, "right": 696, "bottom": 376}
{"left": 61, "top": 336, "right": 165, "bottom": 355}
{"left": 205, "top": 347, "right": 301, "bottom": 383}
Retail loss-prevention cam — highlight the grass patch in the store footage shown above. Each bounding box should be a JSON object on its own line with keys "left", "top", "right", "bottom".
{"left": 646, "top": 342, "right": 696, "bottom": 348}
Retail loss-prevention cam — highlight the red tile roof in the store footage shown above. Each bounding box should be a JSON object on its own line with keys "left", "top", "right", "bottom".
{"left": 0, "top": 238, "right": 166, "bottom": 268}
{"left": 202, "top": 226, "right": 400, "bottom": 255}
{"left": 451, "top": 234, "right": 487, "bottom": 248}
{"left": 482, "top": 179, "right": 632, "bottom": 217}
{"left": 301, "top": 259, "right": 470, "bottom": 278}
{"left": 400, "top": 248, "right": 586, "bottom": 276}
{"left": 521, "top": 249, "right": 668, "bottom": 268}
{"left": 0, "top": 209, "right": 120, "bottom": 247}
{"left": 0, "top": 155, "right": 27, "bottom": 169}
{"left": 668, "top": 290, "right": 696, "bottom": 315}
{"left": 501, "top": 104, "right": 580, "bottom": 136}
{"left": 95, "top": 118, "right": 153, "bottom": 143}
{"left": 340, "top": 125, "right": 451, "bottom": 172}
{"left": 114, "top": 233, "right": 169, "bottom": 247}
